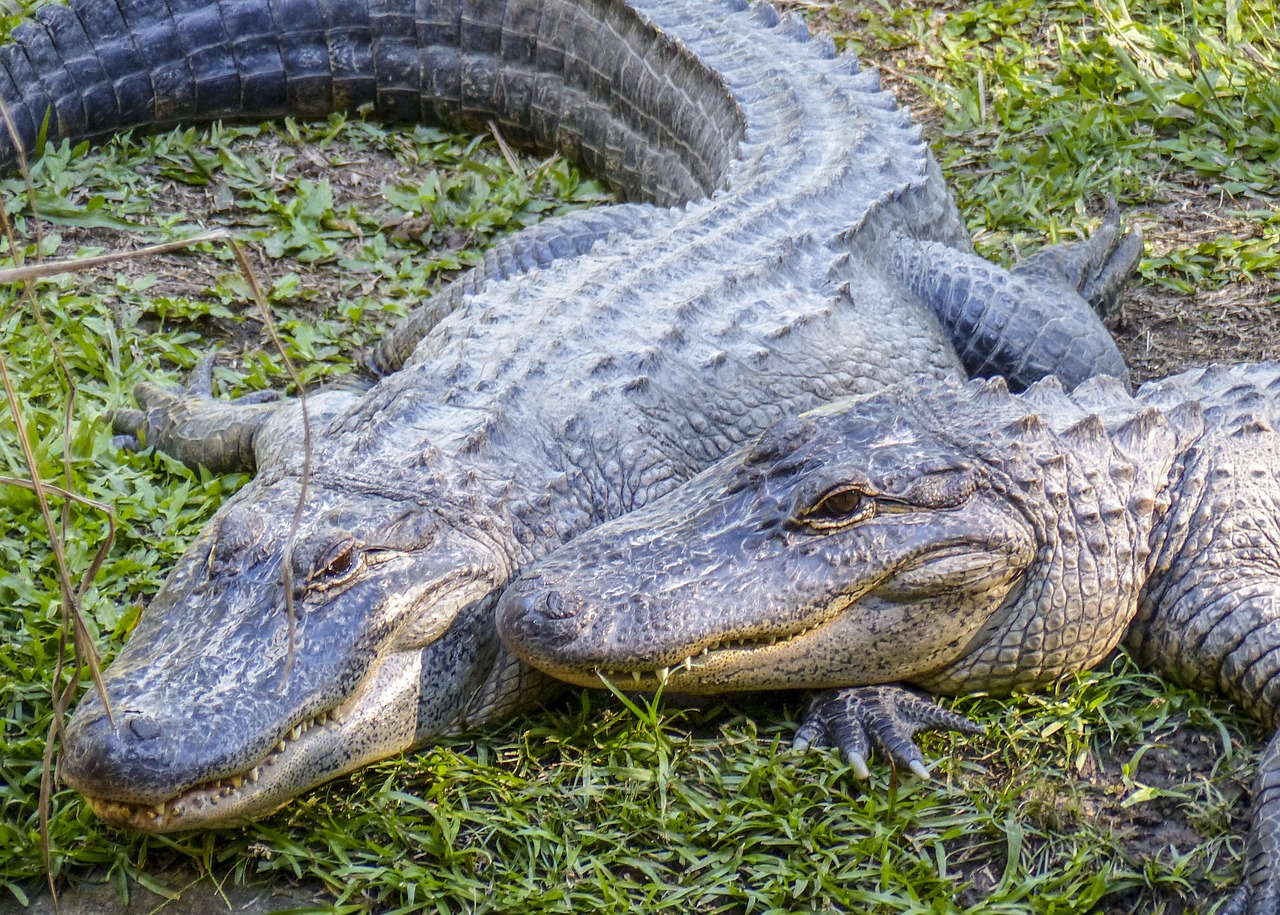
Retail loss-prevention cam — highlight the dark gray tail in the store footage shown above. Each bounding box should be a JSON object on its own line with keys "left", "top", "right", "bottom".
{"left": 0, "top": 0, "right": 744, "bottom": 204}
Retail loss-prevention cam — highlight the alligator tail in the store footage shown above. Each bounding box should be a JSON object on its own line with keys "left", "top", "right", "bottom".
{"left": 0, "top": 0, "right": 745, "bottom": 205}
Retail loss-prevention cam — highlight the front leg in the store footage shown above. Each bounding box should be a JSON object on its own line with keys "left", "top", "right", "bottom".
{"left": 794, "top": 685, "right": 984, "bottom": 779}
{"left": 109, "top": 356, "right": 359, "bottom": 475}
{"left": 881, "top": 208, "right": 1140, "bottom": 392}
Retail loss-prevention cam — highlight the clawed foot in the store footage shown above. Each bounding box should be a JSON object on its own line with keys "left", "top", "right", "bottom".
{"left": 1011, "top": 203, "right": 1144, "bottom": 322}
{"left": 107, "top": 355, "right": 279, "bottom": 473}
{"left": 793, "top": 686, "right": 983, "bottom": 779}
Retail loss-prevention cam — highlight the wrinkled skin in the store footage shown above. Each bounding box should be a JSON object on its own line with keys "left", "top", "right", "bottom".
{"left": 63, "top": 472, "right": 515, "bottom": 829}
{"left": 498, "top": 396, "right": 1039, "bottom": 692}
{"left": 497, "top": 366, "right": 1280, "bottom": 914}
{"left": 36, "top": 0, "right": 1137, "bottom": 831}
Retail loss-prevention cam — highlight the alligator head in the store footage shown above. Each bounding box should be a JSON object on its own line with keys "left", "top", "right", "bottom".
{"left": 497, "top": 383, "right": 1045, "bottom": 693}
{"left": 61, "top": 471, "right": 514, "bottom": 831}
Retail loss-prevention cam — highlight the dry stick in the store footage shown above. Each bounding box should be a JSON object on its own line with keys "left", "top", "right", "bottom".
{"left": 228, "top": 240, "right": 312, "bottom": 688}
{"left": 0, "top": 96, "right": 100, "bottom": 911}
{"left": 0, "top": 99, "right": 116, "bottom": 723}
{"left": 0, "top": 229, "right": 232, "bottom": 283}
{"left": 0, "top": 478, "right": 118, "bottom": 909}
{"left": 488, "top": 120, "right": 525, "bottom": 182}
{"left": 0, "top": 95, "right": 228, "bottom": 904}
{"left": 0, "top": 354, "right": 104, "bottom": 911}
{"left": 0, "top": 95, "right": 46, "bottom": 267}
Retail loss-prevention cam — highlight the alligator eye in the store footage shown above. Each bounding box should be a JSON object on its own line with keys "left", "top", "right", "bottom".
{"left": 309, "top": 540, "right": 361, "bottom": 589}
{"left": 801, "top": 487, "right": 875, "bottom": 531}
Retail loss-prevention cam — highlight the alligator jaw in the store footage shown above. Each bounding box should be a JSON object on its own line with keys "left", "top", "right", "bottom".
{"left": 78, "top": 705, "right": 347, "bottom": 831}
{"left": 497, "top": 395, "right": 1038, "bottom": 694}
{"left": 60, "top": 476, "right": 511, "bottom": 831}
{"left": 589, "top": 611, "right": 849, "bottom": 692}
{"left": 69, "top": 644, "right": 427, "bottom": 832}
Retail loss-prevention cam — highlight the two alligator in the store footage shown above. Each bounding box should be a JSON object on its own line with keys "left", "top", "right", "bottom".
{"left": 1, "top": 0, "right": 1265, "bottom": 908}
{"left": 37, "top": 0, "right": 1135, "bottom": 823}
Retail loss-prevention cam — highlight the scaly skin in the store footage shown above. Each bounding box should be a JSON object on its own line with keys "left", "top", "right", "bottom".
{"left": 497, "top": 363, "right": 1280, "bottom": 913}
{"left": 8, "top": 0, "right": 1136, "bottom": 830}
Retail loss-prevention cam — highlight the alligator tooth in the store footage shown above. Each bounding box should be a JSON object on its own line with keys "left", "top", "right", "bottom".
{"left": 682, "top": 656, "right": 693, "bottom": 671}
{"left": 276, "top": 739, "right": 287, "bottom": 752}
{"left": 631, "top": 671, "right": 642, "bottom": 685}
{"left": 656, "top": 667, "right": 670, "bottom": 685}
{"left": 209, "top": 794, "right": 220, "bottom": 806}
{"left": 230, "top": 775, "right": 243, "bottom": 790}
{"left": 153, "top": 803, "right": 166, "bottom": 816}
{"left": 290, "top": 725, "right": 302, "bottom": 740}
{"left": 700, "top": 646, "right": 709, "bottom": 656}
{"left": 247, "top": 768, "right": 260, "bottom": 784}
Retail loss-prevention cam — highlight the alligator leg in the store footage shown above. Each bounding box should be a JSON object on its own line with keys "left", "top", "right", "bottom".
{"left": 109, "top": 356, "right": 357, "bottom": 474}
{"left": 1009, "top": 206, "right": 1142, "bottom": 322}
{"left": 792, "top": 685, "right": 983, "bottom": 779}
{"left": 883, "top": 210, "right": 1142, "bottom": 392}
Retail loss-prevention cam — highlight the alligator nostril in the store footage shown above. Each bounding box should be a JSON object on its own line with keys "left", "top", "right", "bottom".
{"left": 125, "top": 713, "right": 161, "bottom": 741}
{"left": 540, "top": 589, "right": 575, "bottom": 620}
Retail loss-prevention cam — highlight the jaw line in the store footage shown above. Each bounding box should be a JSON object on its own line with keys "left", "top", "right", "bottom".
{"left": 75, "top": 647, "right": 427, "bottom": 833}
{"left": 580, "top": 595, "right": 863, "bottom": 694}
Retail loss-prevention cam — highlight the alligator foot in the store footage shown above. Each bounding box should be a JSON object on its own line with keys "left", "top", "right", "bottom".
{"left": 108, "top": 355, "right": 283, "bottom": 474}
{"left": 1010, "top": 203, "right": 1143, "bottom": 322}
{"left": 885, "top": 207, "right": 1137, "bottom": 391}
{"left": 792, "top": 686, "right": 983, "bottom": 779}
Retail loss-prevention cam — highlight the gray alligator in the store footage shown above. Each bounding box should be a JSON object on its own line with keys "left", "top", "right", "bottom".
{"left": 496, "top": 364, "right": 1280, "bottom": 913}
{"left": 17, "top": 0, "right": 1140, "bottom": 830}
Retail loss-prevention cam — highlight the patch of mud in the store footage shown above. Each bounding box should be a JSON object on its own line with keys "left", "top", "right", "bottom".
{"left": 1116, "top": 193, "right": 1280, "bottom": 383}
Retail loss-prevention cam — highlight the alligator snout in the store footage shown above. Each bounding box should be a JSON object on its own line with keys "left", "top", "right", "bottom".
{"left": 60, "top": 698, "right": 189, "bottom": 804}
{"left": 495, "top": 575, "right": 594, "bottom": 656}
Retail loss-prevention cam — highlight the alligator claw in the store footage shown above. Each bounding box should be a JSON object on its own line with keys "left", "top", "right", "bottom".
{"left": 793, "top": 686, "right": 983, "bottom": 779}
{"left": 1010, "top": 202, "right": 1143, "bottom": 322}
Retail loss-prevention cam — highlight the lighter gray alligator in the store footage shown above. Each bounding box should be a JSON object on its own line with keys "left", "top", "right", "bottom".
{"left": 497, "top": 363, "right": 1280, "bottom": 914}
{"left": 18, "top": 0, "right": 1141, "bottom": 830}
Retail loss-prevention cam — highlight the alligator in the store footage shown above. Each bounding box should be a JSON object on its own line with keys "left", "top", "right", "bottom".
{"left": 496, "top": 363, "right": 1280, "bottom": 913}
{"left": 14, "top": 0, "right": 1141, "bottom": 831}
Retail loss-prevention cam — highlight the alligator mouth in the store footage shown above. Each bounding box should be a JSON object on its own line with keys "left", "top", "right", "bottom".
{"left": 77, "top": 705, "right": 346, "bottom": 832}
{"left": 593, "top": 612, "right": 838, "bottom": 690}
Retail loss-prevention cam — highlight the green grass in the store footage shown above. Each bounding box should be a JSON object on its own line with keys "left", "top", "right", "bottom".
{"left": 1, "top": 0, "right": 1277, "bottom": 913}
